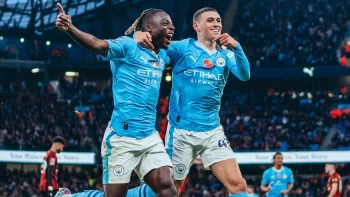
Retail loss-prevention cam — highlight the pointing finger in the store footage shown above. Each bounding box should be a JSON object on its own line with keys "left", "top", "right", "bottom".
{"left": 58, "top": 15, "right": 69, "bottom": 23}
{"left": 57, "top": 3, "right": 65, "bottom": 14}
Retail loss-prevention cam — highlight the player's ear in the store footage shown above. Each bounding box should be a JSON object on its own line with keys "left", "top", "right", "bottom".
{"left": 144, "top": 24, "right": 152, "bottom": 32}
{"left": 193, "top": 22, "right": 200, "bottom": 32}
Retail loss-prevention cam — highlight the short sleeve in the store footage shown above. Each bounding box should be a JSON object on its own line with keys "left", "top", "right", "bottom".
{"left": 261, "top": 170, "right": 269, "bottom": 185}
{"left": 288, "top": 169, "right": 295, "bottom": 183}
{"left": 101, "top": 36, "right": 136, "bottom": 61}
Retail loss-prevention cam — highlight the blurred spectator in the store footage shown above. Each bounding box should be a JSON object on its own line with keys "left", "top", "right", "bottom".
{"left": 231, "top": 0, "right": 348, "bottom": 67}
{"left": 2, "top": 0, "right": 350, "bottom": 67}
{"left": 339, "top": 39, "right": 350, "bottom": 67}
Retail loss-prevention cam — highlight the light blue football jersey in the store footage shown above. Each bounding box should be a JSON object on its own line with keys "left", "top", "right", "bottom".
{"left": 166, "top": 38, "right": 250, "bottom": 131}
{"left": 248, "top": 193, "right": 259, "bottom": 197}
{"left": 261, "top": 166, "right": 294, "bottom": 197}
{"left": 102, "top": 36, "right": 169, "bottom": 138}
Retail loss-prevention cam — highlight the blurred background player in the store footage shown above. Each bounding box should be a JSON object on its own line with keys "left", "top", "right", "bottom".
{"left": 247, "top": 185, "right": 258, "bottom": 197}
{"left": 260, "top": 152, "right": 294, "bottom": 197}
{"left": 325, "top": 164, "right": 342, "bottom": 197}
{"left": 55, "top": 3, "right": 176, "bottom": 197}
{"left": 39, "top": 136, "right": 66, "bottom": 197}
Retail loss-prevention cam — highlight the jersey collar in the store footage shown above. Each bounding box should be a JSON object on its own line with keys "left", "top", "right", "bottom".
{"left": 195, "top": 41, "right": 217, "bottom": 55}
{"left": 273, "top": 166, "right": 284, "bottom": 172}
{"left": 151, "top": 51, "right": 159, "bottom": 59}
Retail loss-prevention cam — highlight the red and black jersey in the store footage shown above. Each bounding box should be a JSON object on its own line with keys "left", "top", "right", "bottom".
{"left": 327, "top": 172, "right": 342, "bottom": 197}
{"left": 39, "top": 150, "right": 59, "bottom": 191}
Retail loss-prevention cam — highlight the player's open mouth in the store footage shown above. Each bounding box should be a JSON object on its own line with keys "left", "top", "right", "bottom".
{"left": 211, "top": 29, "right": 220, "bottom": 33}
{"left": 165, "top": 33, "right": 173, "bottom": 43}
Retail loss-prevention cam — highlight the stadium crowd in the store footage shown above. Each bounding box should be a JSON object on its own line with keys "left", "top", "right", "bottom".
{"left": 222, "top": 87, "right": 350, "bottom": 151}
{"left": 232, "top": 0, "right": 350, "bottom": 67}
{"left": 0, "top": 79, "right": 107, "bottom": 152}
{"left": 2, "top": 79, "right": 350, "bottom": 152}
{"left": 1, "top": 79, "right": 350, "bottom": 196}
{"left": 1, "top": 0, "right": 350, "bottom": 67}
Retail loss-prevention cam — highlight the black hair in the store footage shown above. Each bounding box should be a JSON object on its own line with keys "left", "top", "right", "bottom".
{"left": 273, "top": 152, "right": 283, "bottom": 165}
{"left": 273, "top": 152, "right": 283, "bottom": 160}
{"left": 125, "top": 9, "right": 165, "bottom": 35}
{"left": 52, "top": 136, "right": 66, "bottom": 146}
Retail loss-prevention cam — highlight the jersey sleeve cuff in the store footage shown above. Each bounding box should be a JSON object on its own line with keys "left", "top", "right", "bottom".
{"left": 232, "top": 43, "right": 242, "bottom": 52}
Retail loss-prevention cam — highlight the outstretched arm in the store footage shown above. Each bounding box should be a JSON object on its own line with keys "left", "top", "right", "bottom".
{"left": 56, "top": 3, "right": 108, "bottom": 56}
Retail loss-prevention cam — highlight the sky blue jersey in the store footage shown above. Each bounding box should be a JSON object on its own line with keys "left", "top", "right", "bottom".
{"left": 248, "top": 193, "right": 258, "bottom": 197}
{"left": 166, "top": 38, "right": 250, "bottom": 131}
{"left": 261, "top": 166, "right": 295, "bottom": 197}
{"left": 102, "top": 36, "right": 169, "bottom": 138}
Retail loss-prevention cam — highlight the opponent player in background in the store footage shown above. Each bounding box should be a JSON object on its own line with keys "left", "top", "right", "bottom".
{"left": 260, "top": 152, "right": 294, "bottom": 197}
{"left": 247, "top": 185, "right": 258, "bottom": 197}
{"left": 56, "top": 7, "right": 250, "bottom": 197}
{"left": 39, "top": 136, "right": 66, "bottom": 197}
{"left": 325, "top": 164, "right": 342, "bottom": 197}
{"left": 55, "top": 3, "right": 176, "bottom": 197}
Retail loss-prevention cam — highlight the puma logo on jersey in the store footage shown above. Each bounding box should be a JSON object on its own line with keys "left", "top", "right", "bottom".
{"left": 190, "top": 56, "right": 196, "bottom": 63}
{"left": 140, "top": 56, "right": 147, "bottom": 64}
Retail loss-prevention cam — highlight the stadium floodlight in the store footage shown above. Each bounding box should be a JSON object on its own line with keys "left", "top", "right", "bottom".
{"left": 46, "top": 41, "right": 51, "bottom": 46}
{"left": 65, "top": 71, "right": 79, "bottom": 77}
{"left": 165, "top": 75, "right": 172, "bottom": 82}
{"left": 68, "top": 44, "right": 72, "bottom": 48}
{"left": 20, "top": 38, "right": 25, "bottom": 43}
{"left": 31, "top": 68, "right": 40, "bottom": 73}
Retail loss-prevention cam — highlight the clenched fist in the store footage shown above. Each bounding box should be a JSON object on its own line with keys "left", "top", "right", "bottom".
{"left": 55, "top": 3, "right": 72, "bottom": 31}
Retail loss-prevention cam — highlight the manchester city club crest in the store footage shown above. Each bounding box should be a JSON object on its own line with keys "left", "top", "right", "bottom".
{"left": 113, "top": 165, "right": 124, "bottom": 176}
{"left": 175, "top": 164, "right": 186, "bottom": 174}
{"left": 216, "top": 57, "right": 226, "bottom": 67}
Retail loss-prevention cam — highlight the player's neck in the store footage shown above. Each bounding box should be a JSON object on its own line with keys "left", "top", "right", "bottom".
{"left": 50, "top": 146, "right": 57, "bottom": 153}
{"left": 274, "top": 165, "right": 283, "bottom": 170}
{"left": 197, "top": 38, "right": 217, "bottom": 51}
{"left": 329, "top": 170, "right": 336, "bottom": 175}
{"left": 151, "top": 40, "right": 160, "bottom": 54}
{"left": 153, "top": 47, "right": 160, "bottom": 54}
